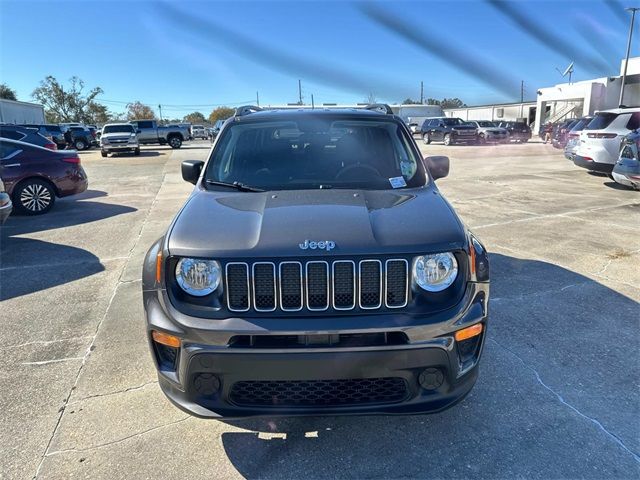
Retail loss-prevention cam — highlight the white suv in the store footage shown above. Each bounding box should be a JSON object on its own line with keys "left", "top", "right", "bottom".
{"left": 573, "top": 107, "right": 640, "bottom": 173}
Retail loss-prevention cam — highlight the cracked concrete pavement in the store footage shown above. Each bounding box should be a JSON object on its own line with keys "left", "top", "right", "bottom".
{"left": 0, "top": 140, "right": 638, "bottom": 479}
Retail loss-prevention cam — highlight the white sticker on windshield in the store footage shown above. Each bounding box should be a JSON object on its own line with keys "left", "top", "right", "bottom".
{"left": 389, "top": 177, "right": 407, "bottom": 189}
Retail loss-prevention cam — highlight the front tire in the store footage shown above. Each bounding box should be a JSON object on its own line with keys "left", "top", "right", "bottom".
{"left": 168, "top": 136, "right": 182, "bottom": 149}
{"left": 101, "top": 150, "right": 108, "bottom": 157}
{"left": 13, "top": 179, "right": 56, "bottom": 215}
{"left": 443, "top": 133, "right": 452, "bottom": 146}
{"left": 422, "top": 133, "right": 431, "bottom": 145}
{"left": 74, "top": 139, "right": 86, "bottom": 150}
{"left": 134, "top": 148, "right": 140, "bottom": 156}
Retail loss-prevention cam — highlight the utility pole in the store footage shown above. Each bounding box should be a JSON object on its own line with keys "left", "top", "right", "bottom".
{"left": 298, "top": 79, "right": 303, "bottom": 105}
{"left": 158, "top": 104, "right": 163, "bottom": 122}
{"left": 256, "top": 91, "right": 260, "bottom": 107}
{"left": 520, "top": 81, "right": 524, "bottom": 103}
{"left": 420, "top": 81, "right": 424, "bottom": 104}
{"left": 311, "top": 94, "right": 315, "bottom": 109}
{"left": 619, "top": 7, "right": 638, "bottom": 106}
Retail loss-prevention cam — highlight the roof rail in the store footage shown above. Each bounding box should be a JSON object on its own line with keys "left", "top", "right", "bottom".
{"left": 234, "top": 105, "right": 262, "bottom": 117}
{"left": 364, "top": 103, "right": 394, "bottom": 114}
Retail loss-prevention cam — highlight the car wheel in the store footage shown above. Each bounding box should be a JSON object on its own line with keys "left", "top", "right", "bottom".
{"left": 443, "top": 134, "right": 452, "bottom": 146}
{"left": 521, "top": 139, "right": 528, "bottom": 143}
{"left": 422, "top": 133, "right": 431, "bottom": 145}
{"left": 134, "top": 148, "right": 140, "bottom": 156}
{"left": 74, "top": 139, "right": 86, "bottom": 150}
{"left": 478, "top": 134, "right": 486, "bottom": 145}
{"left": 101, "top": 150, "right": 108, "bottom": 157}
{"left": 13, "top": 179, "right": 56, "bottom": 215}
{"left": 168, "top": 136, "right": 182, "bottom": 149}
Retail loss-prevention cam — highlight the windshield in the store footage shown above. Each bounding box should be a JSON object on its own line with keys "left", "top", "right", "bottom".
{"left": 587, "top": 113, "right": 617, "bottom": 130}
{"left": 204, "top": 117, "right": 426, "bottom": 191}
{"left": 103, "top": 125, "right": 135, "bottom": 134}
{"left": 442, "top": 118, "right": 465, "bottom": 126}
{"left": 477, "top": 121, "right": 496, "bottom": 127}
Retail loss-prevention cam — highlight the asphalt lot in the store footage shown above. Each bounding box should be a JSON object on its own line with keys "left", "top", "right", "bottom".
{"left": 0, "top": 139, "right": 638, "bottom": 479}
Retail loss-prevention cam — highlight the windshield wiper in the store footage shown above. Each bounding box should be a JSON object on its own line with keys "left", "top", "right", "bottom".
{"left": 204, "top": 180, "right": 264, "bottom": 192}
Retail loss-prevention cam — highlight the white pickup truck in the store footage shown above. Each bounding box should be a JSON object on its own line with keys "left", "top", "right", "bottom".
{"left": 128, "top": 120, "right": 189, "bottom": 149}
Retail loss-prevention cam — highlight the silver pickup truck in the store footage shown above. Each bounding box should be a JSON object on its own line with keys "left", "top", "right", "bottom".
{"left": 128, "top": 120, "right": 189, "bottom": 149}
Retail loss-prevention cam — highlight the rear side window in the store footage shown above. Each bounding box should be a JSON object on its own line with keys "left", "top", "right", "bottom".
{"left": 136, "top": 121, "right": 154, "bottom": 129}
{"left": 0, "top": 129, "right": 25, "bottom": 140}
{"left": 0, "top": 142, "right": 21, "bottom": 159}
{"left": 626, "top": 112, "right": 640, "bottom": 131}
{"left": 587, "top": 113, "right": 617, "bottom": 130}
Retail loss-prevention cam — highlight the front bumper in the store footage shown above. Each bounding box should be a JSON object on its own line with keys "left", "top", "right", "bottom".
{"left": 573, "top": 155, "right": 614, "bottom": 173}
{"left": 451, "top": 133, "right": 477, "bottom": 144}
{"left": 144, "top": 282, "right": 489, "bottom": 418}
{"left": 101, "top": 142, "right": 139, "bottom": 152}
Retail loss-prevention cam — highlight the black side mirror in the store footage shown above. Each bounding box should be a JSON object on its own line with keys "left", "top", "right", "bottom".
{"left": 182, "top": 160, "right": 204, "bottom": 184}
{"left": 425, "top": 155, "right": 450, "bottom": 181}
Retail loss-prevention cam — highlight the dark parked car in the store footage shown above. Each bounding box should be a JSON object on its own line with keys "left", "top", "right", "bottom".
{"left": 0, "top": 125, "right": 58, "bottom": 150}
{"left": 143, "top": 105, "right": 490, "bottom": 418}
{"left": 19, "top": 124, "right": 66, "bottom": 149}
{"left": 551, "top": 118, "right": 580, "bottom": 149}
{"left": 497, "top": 121, "right": 532, "bottom": 142}
{"left": 563, "top": 116, "right": 594, "bottom": 160}
{"left": 66, "top": 126, "right": 95, "bottom": 150}
{"left": 0, "top": 138, "right": 88, "bottom": 214}
{"left": 420, "top": 117, "right": 478, "bottom": 145}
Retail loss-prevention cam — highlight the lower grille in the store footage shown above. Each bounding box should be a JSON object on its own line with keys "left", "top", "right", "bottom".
{"left": 229, "top": 377, "right": 409, "bottom": 407}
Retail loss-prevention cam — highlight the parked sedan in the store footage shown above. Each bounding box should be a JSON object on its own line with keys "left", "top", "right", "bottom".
{"left": 612, "top": 129, "right": 640, "bottom": 190}
{"left": 497, "top": 121, "right": 532, "bottom": 143}
{"left": 0, "top": 125, "right": 58, "bottom": 150}
{"left": 0, "top": 176, "right": 11, "bottom": 223}
{"left": 467, "top": 121, "right": 508, "bottom": 144}
{"left": 0, "top": 138, "right": 88, "bottom": 214}
{"left": 551, "top": 118, "right": 580, "bottom": 149}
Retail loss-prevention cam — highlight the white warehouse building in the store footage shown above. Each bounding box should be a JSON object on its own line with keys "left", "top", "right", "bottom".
{"left": 533, "top": 57, "right": 640, "bottom": 133}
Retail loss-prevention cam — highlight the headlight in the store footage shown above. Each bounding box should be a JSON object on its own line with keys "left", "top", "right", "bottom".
{"left": 101, "top": 137, "right": 109, "bottom": 144}
{"left": 413, "top": 253, "right": 458, "bottom": 292}
{"left": 175, "top": 258, "right": 221, "bottom": 296}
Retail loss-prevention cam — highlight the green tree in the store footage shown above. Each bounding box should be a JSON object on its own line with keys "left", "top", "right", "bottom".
{"left": 126, "top": 101, "right": 156, "bottom": 120}
{"left": 426, "top": 98, "right": 440, "bottom": 105}
{"left": 0, "top": 83, "right": 17, "bottom": 101}
{"left": 32, "top": 76, "right": 107, "bottom": 123}
{"left": 402, "top": 98, "right": 422, "bottom": 105}
{"left": 440, "top": 98, "right": 466, "bottom": 109}
{"left": 184, "top": 111, "right": 206, "bottom": 124}
{"left": 208, "top": 106, "right": 235, "bottom": 124}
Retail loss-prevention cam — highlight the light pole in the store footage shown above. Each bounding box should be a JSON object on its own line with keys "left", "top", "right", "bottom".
{"left": 619, "top": 7, "right": 639, "bottom": 106}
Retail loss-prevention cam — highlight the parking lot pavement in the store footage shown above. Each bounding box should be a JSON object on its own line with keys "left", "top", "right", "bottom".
{"left": 1, "top": 140, "right": 638, "bottom": 479}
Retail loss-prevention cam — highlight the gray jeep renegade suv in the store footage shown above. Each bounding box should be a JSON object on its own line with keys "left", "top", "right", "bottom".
{"left": 142, "top": 105, "right": 490, "bottom": 418}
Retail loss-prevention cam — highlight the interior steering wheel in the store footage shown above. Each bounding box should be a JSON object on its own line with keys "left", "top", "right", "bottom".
{"left": 335, "top": 163, "right": 382, "bottom": 181}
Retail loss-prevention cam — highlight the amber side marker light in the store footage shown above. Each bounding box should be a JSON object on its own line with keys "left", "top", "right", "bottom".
{"left": 455, "top": 323, "right": 483, "bottom": 342}
{"left": 152, "top": 330, "right": 181, "bottom": 348}
{"left": 155, "top": 251, "right": 163, "bottom": 283}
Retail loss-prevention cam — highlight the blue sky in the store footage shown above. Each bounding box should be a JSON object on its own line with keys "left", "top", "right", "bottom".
{"left": 0, "top": 0, "right": 637, "bottom": 119}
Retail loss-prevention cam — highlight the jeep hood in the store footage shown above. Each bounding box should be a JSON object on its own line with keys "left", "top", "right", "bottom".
{"left": 167, "top": 186, "right": 467, "bottom": 258}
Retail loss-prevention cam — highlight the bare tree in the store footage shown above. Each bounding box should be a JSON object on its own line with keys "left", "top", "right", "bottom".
{"left": 32, "top": 76, "right": 106, "bottom": 123}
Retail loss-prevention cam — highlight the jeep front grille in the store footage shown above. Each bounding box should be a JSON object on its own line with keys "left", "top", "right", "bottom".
{"left": 225, "top": 259, "right": 408, "bottom": 313}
